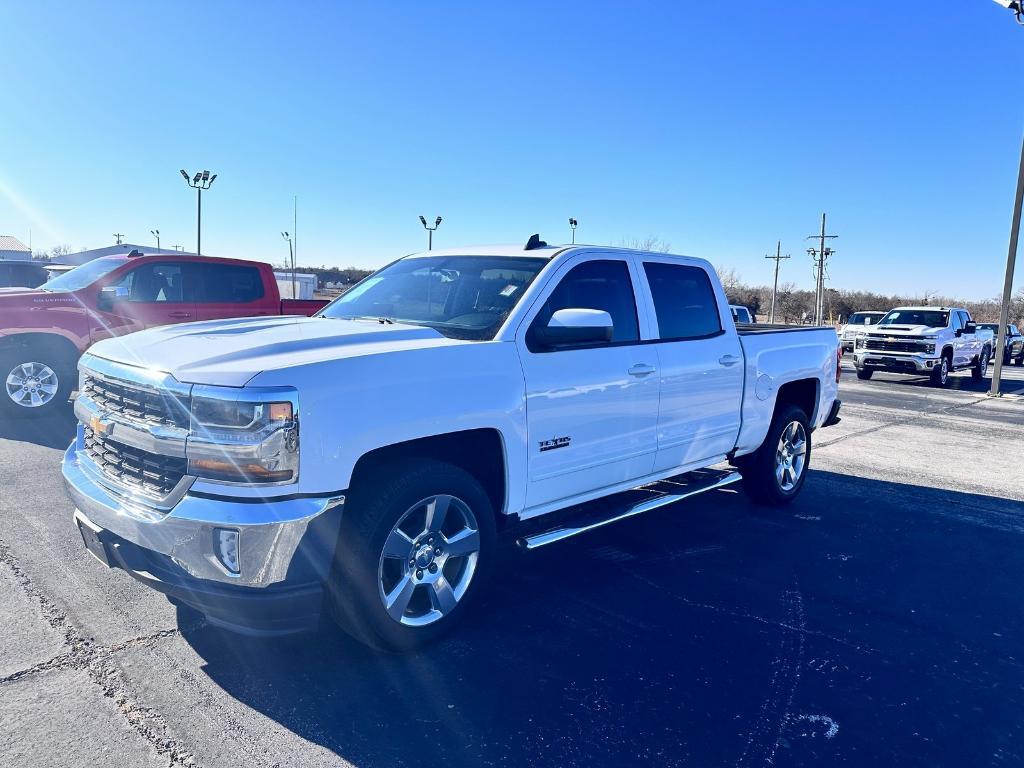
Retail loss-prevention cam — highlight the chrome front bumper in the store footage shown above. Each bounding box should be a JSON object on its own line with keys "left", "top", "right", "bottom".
{"left": 62, "top": 440, "right": 344, "bottom": 588}
{"left": 853, "top": 350, "right": 938, "bottom": 373}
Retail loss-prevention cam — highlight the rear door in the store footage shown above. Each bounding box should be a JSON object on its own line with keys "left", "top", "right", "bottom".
{"left": 635, "top": 257, "right": 744, "bottom": 472}
{"left": 192, "top": 262, "right": 274, "bottom": 320}
{"left": 516, "top": 254, "right": 660, "bottom": 510}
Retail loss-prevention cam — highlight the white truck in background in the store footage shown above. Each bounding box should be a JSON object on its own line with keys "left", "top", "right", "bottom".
{"left": 63, "top": 239, "right": 841, "bottom": 650}
{"left": 852, "top": 306, "right": 994, "bottom": 386}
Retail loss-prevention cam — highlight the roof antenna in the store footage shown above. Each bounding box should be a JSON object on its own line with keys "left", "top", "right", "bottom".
{"left": 524, "top": 234, "right": 547, "bottom": 250}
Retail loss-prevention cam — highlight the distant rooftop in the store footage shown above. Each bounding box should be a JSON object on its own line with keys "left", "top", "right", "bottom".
{"left": 0, "top": 235, "right": 31, "bottom": 256}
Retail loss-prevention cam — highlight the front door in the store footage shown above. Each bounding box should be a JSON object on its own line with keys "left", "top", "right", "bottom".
{"left": 91, "top": 261, "right": 196, "bottom": 344}
{"left": 517, "top": 256, "right": 660, "bottom": 511}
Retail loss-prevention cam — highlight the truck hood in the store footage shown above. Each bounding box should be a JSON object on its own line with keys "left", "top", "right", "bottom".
{"left": 86, "top": 315, "right": 467, "bottom": 387}
{"left": 863, "top": 325, "right": 939, "bottom": 336}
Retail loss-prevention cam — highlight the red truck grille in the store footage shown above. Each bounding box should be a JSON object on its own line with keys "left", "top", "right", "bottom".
{"left": 83, "top": 427, "right": 188, "bottom": 499}
{"left": 81, "top": 375, "right": 190, "bottom": 429}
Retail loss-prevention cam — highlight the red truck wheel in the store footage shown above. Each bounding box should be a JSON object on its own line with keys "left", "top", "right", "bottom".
{"left": 0, "top": 350, "right": 75, "bottom": 418}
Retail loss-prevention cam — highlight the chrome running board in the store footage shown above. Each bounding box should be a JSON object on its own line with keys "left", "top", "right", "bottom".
{"left": 516, "top": 468, "right": 742, "bottom": 550}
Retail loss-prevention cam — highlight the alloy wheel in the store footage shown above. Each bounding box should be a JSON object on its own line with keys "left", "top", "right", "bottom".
{"left": 5, "top": 362, "right": 59, "bottom": 408}
{"left": 775, "top": 421, "right": 807, "bottom": 492}
{"left": 377, "top": 494, "right": 481, "bottom": 627}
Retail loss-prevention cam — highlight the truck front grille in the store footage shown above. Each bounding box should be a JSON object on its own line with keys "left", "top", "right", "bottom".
{"left": 81, "top": 375, "right": 190, "bottom": 428}
{"left": 864, "top": 338, "right": 925, "bottom": 353}
{"left": 83, "top": 427, "right": 188, "bottom": 500}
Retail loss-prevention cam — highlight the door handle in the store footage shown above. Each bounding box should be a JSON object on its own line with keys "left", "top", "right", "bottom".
{"left": 628, "top": 363, "right": 657, "bottom": 377}
{"left": 168, "top": 311, "right": 192, "bottom": 319}
{"left": 719, "top": 354, "right": 741, "bottom": 367}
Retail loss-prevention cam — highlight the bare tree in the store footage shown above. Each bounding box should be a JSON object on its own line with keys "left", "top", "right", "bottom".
{"left": 618, "top": 237, "right": 671, "bottom": 253}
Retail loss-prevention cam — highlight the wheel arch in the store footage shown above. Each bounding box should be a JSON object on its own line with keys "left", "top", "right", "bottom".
{"left": 774, "top": 378, "right": 819, "bottom": 425}
{"left": 349, "top": 429, "right": 508, "bottom": 519}
{"left": 0, "top": 332, "right": 81, "bottom": 369}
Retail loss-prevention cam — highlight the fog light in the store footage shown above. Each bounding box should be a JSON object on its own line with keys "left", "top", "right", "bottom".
{"left": 214, "top": 528, "right": 240, "bottom": 574}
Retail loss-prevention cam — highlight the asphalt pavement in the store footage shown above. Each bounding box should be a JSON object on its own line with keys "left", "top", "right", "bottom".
{"left": 1, "top": 364, "right": 1023, "bottom": 767}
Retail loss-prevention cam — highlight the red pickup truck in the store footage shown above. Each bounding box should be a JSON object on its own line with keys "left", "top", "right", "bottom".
{"left": 0, "top": 252, "right": 327, "bottom": 416}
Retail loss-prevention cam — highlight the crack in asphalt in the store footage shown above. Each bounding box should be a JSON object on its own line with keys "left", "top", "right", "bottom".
{"left": 0, "top": 539, "right": 203, "bottom": 768}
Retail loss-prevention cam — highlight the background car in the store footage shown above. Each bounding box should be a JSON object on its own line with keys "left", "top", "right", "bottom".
{"left": 730, "top": 304, "right": 753, "bottom": 324}
{"left": 979, "top": 323, "right": 1024, "bottom": 365}
{"left": 839, "top": 310, "right": 886, "bottom": 352}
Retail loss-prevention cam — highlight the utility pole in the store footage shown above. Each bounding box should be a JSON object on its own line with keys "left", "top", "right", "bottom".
{"left": 989, "top": 0, "right": 1024, "bottom": 397}
{"left": 806, "top": 213, "right": 838, "bottom": 325}
{"left": 989, "top": 133, "right": 1024, "bottom": 397}
{"left": 180, "top": 169, "right": 217, "bottom": 256}
{"left": 113, "top": 233, "right": 124, "bottom": 245}
{"left": 764, "top": 240, "right": 790, "bottom": 324}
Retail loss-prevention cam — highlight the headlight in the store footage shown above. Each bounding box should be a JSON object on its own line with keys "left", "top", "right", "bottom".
{"left": 855, "top": 333, "right": 866, "bottom": 349}
{"left": 923, "top": 343, "right": 936, "bottom": 354}
{"left": 187, "top": 386, "right": 299, "bottom": 485}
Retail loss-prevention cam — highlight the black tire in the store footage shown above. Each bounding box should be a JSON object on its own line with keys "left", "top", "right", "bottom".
{"left": 1015, "top": 353, "right": 1023, "bottom": 366}
{"left": 856, "top": 369, "right": 873, "bottom": 380}
{"left": 1004, "top": 349, "right": 1012, "bottom": 367}
{"left": 0, "top": 348, "right": 76, "bottom": 419}
{"left": 737, "top": 404, "right": 811, "bottom": 506}
{"left": 930, "top": 354, "right": 951, "bottom": 387}
{"left": 327, "top": 460, "right": 497, "bottom": 651}
{"left": 972, "top": 350, "right": 989, "bottom": 381}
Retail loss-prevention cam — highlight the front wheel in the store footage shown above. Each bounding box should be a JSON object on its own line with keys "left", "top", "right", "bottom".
{"left": 856, "top": 369, "right": 873, "bottom": 380}
{"left": 0, "top": 350, "right": 75, "bottom": 418}
{"left": 738, "top": 404, "right": 811, "bottom": 506}
{"left": 327, "top": 461, "right": 496, "bottom": 651}
{"left": 972, "top": 351, "right": 989, "bottom": 381}
{"left": 930, "top": 355, "right": 950, "bottom": 387}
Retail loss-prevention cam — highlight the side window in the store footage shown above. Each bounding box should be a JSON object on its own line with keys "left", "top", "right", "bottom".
{"left": 644, "top": 262, "right": 723, "bottom": 340}
{"left": 950, "top": 312, "right": 963, "bottom": 331}
{"left": 193, "top": 264, "right": 265, "bottom": 303}
{"left": 959, "top": 311, "right": 972, "bottom": 328}
{"left": 527, "top": 260, "right": 639, "bottom": 350}
{"left": 115, "top": 263, "right": 185, "bottom": 303}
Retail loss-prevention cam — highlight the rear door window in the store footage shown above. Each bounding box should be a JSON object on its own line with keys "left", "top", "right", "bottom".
{"left": 192, "top": 263, "right": 265, "bottom": 303}
{"left": 644, "top": 262, "right": 723, "bottom": 340}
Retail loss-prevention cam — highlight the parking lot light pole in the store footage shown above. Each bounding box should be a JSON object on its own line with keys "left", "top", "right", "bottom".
{"left": 150, "top": 229, "right": 160, "bottom": 250}
{"left": 281, "top": 231, "right": 296, "bottom": 298}
{"left": 419, "top": 215, "right": 442, "bottom": 250}
{"left": 180, "top": 169, "right": 217, "bottom": 256}
{"left": 569, "top": 217, "right": 578, "bottom": 244}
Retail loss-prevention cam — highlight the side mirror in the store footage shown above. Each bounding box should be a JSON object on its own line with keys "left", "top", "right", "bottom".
{"left": 98, "top": 285, "right": 129, "bottom": 310}
{"left": 533, "top": 308, "right": 613, "bottom": 349}
{"left": 963, "top": 322, "right": 977, "bottom": 335}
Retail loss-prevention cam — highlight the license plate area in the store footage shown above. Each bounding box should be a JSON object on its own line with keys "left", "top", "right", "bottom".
{"left": 76, "top": 514, "right": 112, "bottom": 568}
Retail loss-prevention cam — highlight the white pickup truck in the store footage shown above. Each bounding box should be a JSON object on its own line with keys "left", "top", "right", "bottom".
{"left": 62, "top": 241, "right": 841, "bottom": 649}
{"left": 852, "top": 306, "right": 994, "bottom": 387}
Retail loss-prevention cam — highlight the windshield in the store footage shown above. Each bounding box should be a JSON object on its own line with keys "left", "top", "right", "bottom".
{"left": 319, "top": 255, "right": 549, "bottom": 340}
{"left": 848, "top": 312, "right": 883, "bottom": 325}
{"left": 878, "top": 309, "right": 949, "bottom": 328}
{"left": 41, "top": 257, "right": 125, "bottom": 292}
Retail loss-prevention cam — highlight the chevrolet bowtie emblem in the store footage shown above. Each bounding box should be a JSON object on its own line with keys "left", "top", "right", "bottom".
{"left": 90, "top": 414, "right": 114, "bottom": 436}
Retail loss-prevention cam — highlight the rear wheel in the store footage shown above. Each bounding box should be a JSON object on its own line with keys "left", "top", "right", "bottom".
{"left": 930, "top": 354, "right": 950, "bottom": 387}
{"left": 972, "top": 350, "right": 989, "bottom": 381}
{"left": 738, "top": 404, "right": 811, "bottom": 506}
{"left": 856, "top": 369, "right": 873, "bottom": 380}
{"left": 0, "top": 349, "right": 75, "bottom": 418}
{"left": 327, "top": 460, "right": 496, "bottom": 651}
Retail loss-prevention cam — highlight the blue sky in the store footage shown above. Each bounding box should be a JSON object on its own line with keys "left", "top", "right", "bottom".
{"left": 1, "top": 2, "right": 1023, "bottom": 298}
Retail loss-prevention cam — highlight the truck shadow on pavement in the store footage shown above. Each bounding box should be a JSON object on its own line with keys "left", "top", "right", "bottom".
{"left": 178, "top": 470, "right": 1024, "bottom": 768}
{"left": 0, "top": 400, "right": 77, "bottom": 449}
{"left": 841, "top": 366, "right": 1024, "bottom": 395}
